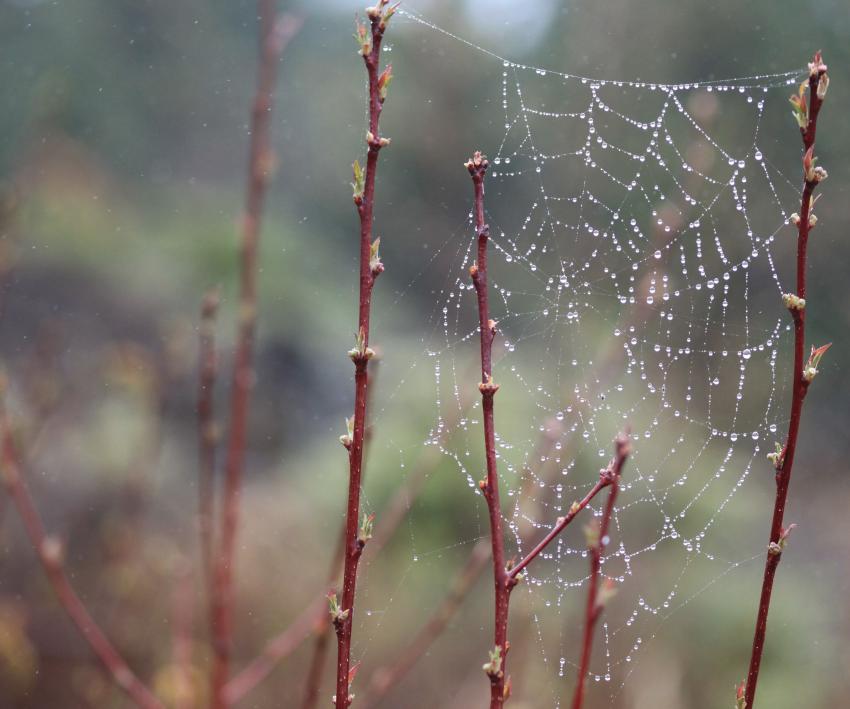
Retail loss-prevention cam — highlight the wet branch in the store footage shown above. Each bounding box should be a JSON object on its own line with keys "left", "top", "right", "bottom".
{"left": 742, "top": 52, "right": 831, "bottom": 709}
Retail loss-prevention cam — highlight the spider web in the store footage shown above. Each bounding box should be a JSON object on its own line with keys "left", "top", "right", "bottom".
{"left": 363, "top": 8, "right": 808, "bottom": 705}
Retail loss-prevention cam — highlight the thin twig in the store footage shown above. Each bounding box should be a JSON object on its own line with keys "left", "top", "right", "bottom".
{"left": 210, "top": 6, "right": 302, "bottom": 708}
{"left": 333, "top": 4, "right": 396, "bottom": 707}
{"left": 0, "top": 401, "right": 164, "bottom": 709}
{"left": 298, "top": 357, "right": 380, "bottom": 709}
{"left": 508, "top": 475, "right": 611, "bottom": 582}
{"left": 465, "top": 151, "right": 513, "bottom": 709}
{"left": 742, "top": 52, "right": 830, "bottom": 709}
{"left": 570, "top": 435, "right": 630, "bottom": 709}
{"left": 198, "top": 288, "right": 220, "bottom": 591}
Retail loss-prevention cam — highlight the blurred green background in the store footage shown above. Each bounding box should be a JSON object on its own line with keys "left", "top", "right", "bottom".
{"left": 1, "top": 1, "right": 849, "bottom": 708}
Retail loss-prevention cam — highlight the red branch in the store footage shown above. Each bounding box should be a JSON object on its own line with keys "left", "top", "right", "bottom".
{"left": 743, "top": 53, "right": 830, "bottom": 708}
{"left": 465, "top": 151, "right": 512, "bottom": 709}
{"left": 508, "top": 474, "right": 611, "bottom": 582}
{"left": 210, "top": 5, "right": 302, "bottom": 708}
{"left": 570, "top": 435, "right": 630, "bottom": 709}
{"left": 334, "top": 4, "right": 395, "bottom": 707}
{"left": 198, "top": 288, "right": 220, "bottom": 590}
{"left": 0, "top": 404, "right": 164, "bottom": 709}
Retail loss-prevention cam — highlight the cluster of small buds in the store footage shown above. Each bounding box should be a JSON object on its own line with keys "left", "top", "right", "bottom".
{"left": 464, "top": 151, "right": 489, "bottom": 175}
{"left": 327, "top": 592, "right": 350, "bottom": 627}
{"left": 366, "top": 0, "right": 398, "bottom": 30}
{"left": 781, "top": 293, "right": 805, "bottom": 312}
{"left": 348, "top": 328, "right": 375, "bottom": 363}
{"left": 478, "top": 373, "right": 500, "bottom": 396}
{"left": 766, "top": 442, "right": 784, "bottom": 469}
{"left": 482, "top": 646, "right": 503, "bottom": 678}
{"left": 339, "top": 416, "right": 354, "bottom": 450}
{"left": 369, "top": 237, "right": 384, "bottom": 277}
{"left": 366, "top": 131, "right": 391, "bottom": 148}
{"left": 803, "top": 147, "right": 828, "bottom": 183}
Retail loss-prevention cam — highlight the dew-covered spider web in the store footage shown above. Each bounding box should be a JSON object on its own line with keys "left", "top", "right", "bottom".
{"left": 359, "top": 8, "right": 810, "bottom": 706}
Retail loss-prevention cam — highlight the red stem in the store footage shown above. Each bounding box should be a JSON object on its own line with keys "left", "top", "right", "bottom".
{"left": 509, "top": 477, "right": 610, "bottom": 581}
{"left": 0, "top": 407, "right": 164, "bottom": 709}
{"left": 466, "top": 151, "right": 512, "bottom": 709}
{"left": 334, "top": 8, "right": 392, "bottom": 708}
{"left": 211, "top": 6, "right": 302, "bottom": 708}
{"left": 570, "top": 435, "right": 629, "bottom": 709}
{"left": 744, "top": 56, "right": 828, "bottom": 708}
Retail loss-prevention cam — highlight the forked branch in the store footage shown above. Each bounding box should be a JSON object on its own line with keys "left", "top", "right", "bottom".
{"left": 741, "top": 52, "right": 831, "bottom": 709}
{"left": 570, "top": 434, "right": 630, "bottom": 709}
{"left": 0, "top": 400, "right": 164, "bottom": 709}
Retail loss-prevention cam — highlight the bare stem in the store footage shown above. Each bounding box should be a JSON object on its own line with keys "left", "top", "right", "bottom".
{"left": 210, "top": 6, "right": 302, "bottom": 707}
{"left": 333, "top": 4, "right": 395, "bottom": 707}
{"left": 465, "top": 151, "right": 512, "bottom": 709}
{"left": 570, "top": 435, "right": 630, "bottom": 709}
{"left": 0, "top": 403, "right": 164, "bottom": 709}
{"left": 743, "top": 52, "right": 830, "bottom": 709}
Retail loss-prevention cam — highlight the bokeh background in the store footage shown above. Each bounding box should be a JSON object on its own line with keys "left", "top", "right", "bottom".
{"left": 1, "top": 1, "right": 849, "bottom": 708}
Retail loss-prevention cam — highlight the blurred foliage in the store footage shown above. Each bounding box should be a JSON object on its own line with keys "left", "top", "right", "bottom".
{"left": 0, "top": 1, "right": 849, "bottom": 708}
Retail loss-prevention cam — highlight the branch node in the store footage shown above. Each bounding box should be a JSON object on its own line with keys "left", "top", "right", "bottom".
{"left": 478, "top": 374, "right": 500, "bottom": 396}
